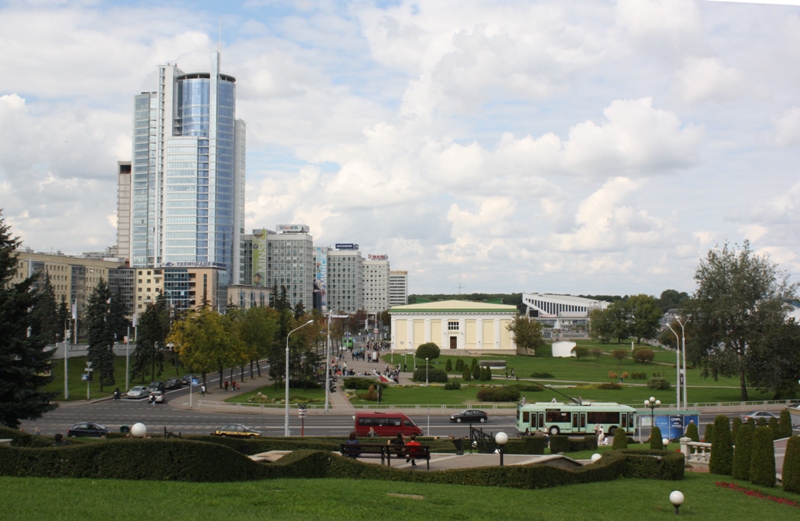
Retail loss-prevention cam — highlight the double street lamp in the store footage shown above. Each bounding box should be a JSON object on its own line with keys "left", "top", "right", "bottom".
{"left": 285, "top": 319, "right": 315, "bottom": 437}
{"left": 644, "top": 396, "right": 661, "bottom": 431}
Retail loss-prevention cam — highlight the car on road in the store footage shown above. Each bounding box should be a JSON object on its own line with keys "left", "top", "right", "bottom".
{"left": 449, "top": 409, "right": 489, "bottom": 423}
{"left": 165, "top": 378, "right": 182, "bottom": 390}
{"left": 67, "top": 422, "right": 110, "bottom": 437}
{"left": 149, "top": 390, "right": 165, "bottom": 404}
{"left": 211, "top": 424, "right": 261, "bottom": 438}
{"left": 147, "top": 381, "right": 166, "bottom": 392}
{"left": 740, "top": 411, "right": 779, "bottom": 422}
{"left": 127, "top": 386, "right": 149, "bottom": 399}
{"left": 181, "top": 374, "right": 199, "bottom": 385}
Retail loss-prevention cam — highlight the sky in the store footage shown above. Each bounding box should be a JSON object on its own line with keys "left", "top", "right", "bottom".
{"left": 2, "top": 0, "right": 800, "bottom": 298}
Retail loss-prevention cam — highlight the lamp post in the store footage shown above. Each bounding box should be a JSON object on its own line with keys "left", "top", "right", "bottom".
{"left": 495, "top": 432, "right": 508, "bottom": 466}
{"left": 666, "top": 323, "right": 681, "bottom": 410}
{"left": 676, "top": 317, "right": 687, "bottom": 410}
{"left": 669, "top": 490, "right": 685, "bottom": 515}
{"left": 425, "top": 357, "right": 429, "bottom": 386}
{"left": 645, "top": 396, "right": 661, "bottom": 435}
{"left": 285, "top": 319, "right": 314, "bottom": 436}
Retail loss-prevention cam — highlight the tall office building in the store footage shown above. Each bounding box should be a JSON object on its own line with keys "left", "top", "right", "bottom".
{"left": 252, "top": 225, "right": 314, "bottom": 310}
{"left": 126, "top": 52, "right": 246, "bottom": 292}
{"left": 327, "top": 244, "right": 364, "bottom": 314}
{"left": 389, "top": 270, "right": 408, "bottom": 307}
{"left": 116, "top": 161, "right": 131, "bottom": 262}
{"left": 363, "top": 254, "right": 390, "bottom": 314}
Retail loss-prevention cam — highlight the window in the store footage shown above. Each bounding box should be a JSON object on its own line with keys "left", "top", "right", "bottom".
{"left": 448, "top": 321, "right": 459, "bottom": 331}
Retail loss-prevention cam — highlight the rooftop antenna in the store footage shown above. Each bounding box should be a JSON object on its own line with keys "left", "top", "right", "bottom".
{"left": 217, "top": 17, "right": 221, "bottom": 52}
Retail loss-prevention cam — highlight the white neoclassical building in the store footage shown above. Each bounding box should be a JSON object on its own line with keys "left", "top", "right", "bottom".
{"left": 389, "top": 300, "right": 517, "bottom": 356}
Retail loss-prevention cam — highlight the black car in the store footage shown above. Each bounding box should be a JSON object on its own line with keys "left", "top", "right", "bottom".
{"left": 450, "top": 409, "right": 489, "bottom": 423}
{"left": 67, "top": 422, "right": 110, "bottom": 437}
{"left": 165, "top": 378, "right": 183, "bottom": 390}
{"left": 181, "top": 374, "right": 199, "bottom": 385}
{"left": 147, "top": 381, "right": 166, "bottom": 392}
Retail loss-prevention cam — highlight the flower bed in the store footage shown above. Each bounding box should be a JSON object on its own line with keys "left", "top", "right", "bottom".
{"left": 715, "top": 482, "right": 800, "bottom": 508}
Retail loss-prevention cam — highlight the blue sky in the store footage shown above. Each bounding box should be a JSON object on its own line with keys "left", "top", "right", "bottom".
{"left": 2, "top": 0, "right": 800, "bottom": 297}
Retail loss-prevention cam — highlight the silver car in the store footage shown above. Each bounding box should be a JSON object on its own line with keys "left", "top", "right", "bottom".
{"left": 127, "top": 386, "right": 149, "bottom": 399}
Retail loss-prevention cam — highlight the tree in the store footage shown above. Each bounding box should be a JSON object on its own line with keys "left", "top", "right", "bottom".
{"left": 506, "top": 315, "right": 545, "bottom": 355}
{"left": 779, "top": 409, "right": 793, "bottom": 439}
{"left": 589, "top": 307, "right": 613, "bottom": 343}
{"left": 687, "top": 241, "right": 798, "bottom": 400}
{"left": 632, "top": 348, "right": 654, "bottom": 363}
{"left": 415, "top": 342, "right": 440, "bottom": 360}
{"left": 685, "top": 421, "right": 699, "bottom": 442}
{"left": 612, "top": 349, "right": 627, "bottom": 366}
{"left": 627, "top": 294, "right": 663, "bottom": 343}
{"left": 783, "top": 435, "right": 800, "bottom": 493}
{"left": 612, "top": 426, "right": 628, "bottom": 450}
{"left": 731, "top": 424, "right": 753, "bottom": 481}
{"left": 750, "top": 426, "right": 776, "bottom": 487}
{"left": 656, "top": 289, "right": 689, "bottom": 313}
{"left": 768, "top": 416, "right": 780, "bottom": 440}
{"left": 731, "top": 417, "right": 742, "bottom": 442}
{"left": 472, "top": 363, "right": 481, "bottom": 380}
{"left": 445, "top": 359, "right": 452, "bottom": 371}
{"left": 462, "top": 365, "right": 472, "bottom": 381}
{"left": 709, "top": 415, "right": 733, "bottom": 475}
{"left": 56, "top": 297, "right": 69, "bottom": 342}
{"left": 591, "top": 348, "right": 603, "bottom": 361}
{"left": 30, "top": 273, "right": 59, "bottom": 345}
{"left": 0, "top": 213, "right": 58, "bottom": 427}
{"left": 607, "top": 300, "right": 632, "bottom": 343}
{"left": 240, "top": 306, "right": 280, "bottom": 378}
{"left": 86, "top": 279, "right": 116, "bottom": 390}
{"left": 571, "top": 346, "right": 589, "bottom": 360}
{"left": 132, "top": 292, "right": 170, "bottom": 382}
{"left": 650, "top": 426, "right": 663, "bottom": 450}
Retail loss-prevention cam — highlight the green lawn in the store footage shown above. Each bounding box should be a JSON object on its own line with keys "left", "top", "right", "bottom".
{"left": 2, "top": 473, "right": 799, "bottom": 520}
{"left": 225, "top": 385, "right": 327, "bottom": 405}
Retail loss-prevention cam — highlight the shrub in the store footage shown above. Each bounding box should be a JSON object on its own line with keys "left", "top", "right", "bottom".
{"left": 731, "top": 417, "right": 741, "bottom": 442}
{"left": 596, "top": 383, "right": 622, "bottom": 390}
{"left": 780, "top": 409, "right": 793, "bottom": 439}
{"left": 342, "top": 377, "right": 387, "bottom": 390}
{"left": 783, "top": 435, "right": 800, "bottom": 493}
{"left": 445, "top": 359, "right": 452, "bottom": 371}
{"left": 612, "top": 349, "right": 627, "bottom": 365}
{"left": 612, "top": 427, "right": 628, "bottom": 450}
{"left": 571, "top": 346, "right": 590, "bottom": 360}
{"left": 710, "top": 415, "right": 733, "bottom": 476}
{"left": 530, "top": 372, "right": 554, "bottom": 378}
{"left": 472, "top": 364, "right": 481, "bottom": 380}
{"left": 704, "top": 423, "right": 714, "bottom": 443}
{"left": 685, "top": 421, "right": 699, "bottom": 442}
{"left": 455, "top": 359, "right": 464, "bottom": 371}
{"left": 358, "top": 385, "right": 379, "bottom": 401}
{"left": 509, "top": 383, "right": 543, "bottom": 392}
{"left": 757, "top": 417, "right": 767, "bottom": 428}
{"left": 549, "top": 435, "right": 569, "bottom": 453}
{"left": 646, "top": 377, "right": 670, "bottom": 390}
{"left": 621, "top": 372, "right": 628, "bottom": 379}
{"left": 476, "top": 387, "right": 521, "bottom": 402}
{"left": 470, "top": 358, "right": 478, "bottom": 370}
{"left": 536, "top": 344, "right": 552, "bottom": 357}
{"left": 632, "top": 348, "right": 654, "bottom": 363}
{"left": 649, "top": 426, "right": 663, "bottom": 450}
{"left": 591, "top": 348, "right": 603, "bottom": 360}
{"left": 608, "top": 372, "right": 618, "bottom": 379}
{"left": 747, "top": 418, "right": 756, "bottom": 431}
{"left": 415, "top": 342, "right": 440, "bottom": 360}
{"left": 630, "top": 372, "right": 647, "bottom": 380}
{"left": 731, "top": 424, "right": 753, "bottom": 481}
{"left": 750, "top": 426, "right": 776, "bottom": 487}
{"left": 443, "top": 380, "right": 461, "bottom": 390}
{"left": 768, "top": 416, "right": 780, "bottom": 440}
{"left": 411, "top": 365, "right": 448, "bottom": 383}
{"left": 462, "top": 366, "right": 472, "bottom": 381}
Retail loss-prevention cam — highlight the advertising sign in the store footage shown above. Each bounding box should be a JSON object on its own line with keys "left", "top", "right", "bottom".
{"left": 653, "top": 414, "right": 699, "bottom": 440}
{"left": 252, "top": 229, "right": 268, "bottom": 287}
{"left": 368, "top": 254, "right": 388, "bottom": 260}
{"left": 314, "top": 247, "right": 327, "bottom": 312}
{"left": 276, "top": 224, "right": 309, "bottom": 234}
{"left": 335, "top": 243, "right": 359, "bottom": 250}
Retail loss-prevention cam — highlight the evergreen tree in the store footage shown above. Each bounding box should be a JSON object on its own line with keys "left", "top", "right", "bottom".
{"left": 710, "top": 415, "right": 733, "bottom": 475}
{"left": 30, "top": 273, "right": 59, "bottom": 345}
{"left": 731, "top": 417, "right": 742, "bottom": 442}
{"left": 747, "top": 417, "right": 756, "bottom": 431}
{"left": 612, "top": 426, "right": 628, "bottom": 450}
{"left": 783, "top": 435, "right": 800, "bottom": 493}
{"left": 470, "top": 357, "right": 478, "bottom": 370}
{"left": 768, "top": 416, "right": 780, "bottom": 440}
{"left": 472, "top": 363, "right": 481, "bottom": 380}
{"left": 293, "top": 301, "right": 305, "bottom": 320}
{"left": 0, "top": 213, "right": 58, "bottom": 427}
{"left": 86, "top": 279, "right": 115, "bottom": 390}
{"left": 445, "top": 359, "right": 452, "bottom": 372}
{"left": 779, "top": 409, "right": 793, "bottom": 439}
{"left": 462, "top": 365, "right": 471, "bottom": 381}
{"left": 750, "top": 426, "right": 776, "bottom": 487}
{"left": 731, "top": 424, "right": 753, "bottom": 481}
{"left": 685, "top": 421, "right": 699, "bottom": 442}
{"left": 650, "top": 426, "right": 663, "bottom": 450}
{"left": 132, "top": 292, "right": 169, "bottom": 382}
{"left": 485, "top": 367, "right": 492, "bottom": 381}
{"left": 56, "top": 297, "right": 69, "bottom": 342}
{"left": 704, "top": 423, "right": 714, "bottom": 443}
{"left": 455, "top": 359, "right": 463, "bottom": 371}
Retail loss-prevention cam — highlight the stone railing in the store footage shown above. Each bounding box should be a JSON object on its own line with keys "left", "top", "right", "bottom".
{"left": 679, "top": 437, "right": 712, "bottom": 465}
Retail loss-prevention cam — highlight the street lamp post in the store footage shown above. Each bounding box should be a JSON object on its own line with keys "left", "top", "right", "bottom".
{"left": 495, "top": 432, "right": 508, "bottom": 466}
{"left": 666, "top": 324, "right": 681, "bottom": 410}
{"left": 285, "top": 319, "right": 314, "bottom": 436}
{"left": 644, "top": 396, "right": 661, "bottom": 435}
{"left": 425, "top": 357, "right": 429, "bottom": 386}
{"left": 676, "top": 317, "right": 687, "bottom": 410}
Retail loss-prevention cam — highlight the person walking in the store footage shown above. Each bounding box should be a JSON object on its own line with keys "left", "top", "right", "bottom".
{"left": 224, "top": 380, "right": 229, "bottom": 392}
{"left": 200, "top": 384, "right": 206, "bottom": 397}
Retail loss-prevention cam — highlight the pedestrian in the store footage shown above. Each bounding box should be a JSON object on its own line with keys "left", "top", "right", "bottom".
{"left": 201, "top": 384, "right": 206, "bottom": 397}
{"left": 224, "top": 380, "right": 229, "bottom": 392}
{"left": 149, "top": 392, "right": 156, "bottom": 406}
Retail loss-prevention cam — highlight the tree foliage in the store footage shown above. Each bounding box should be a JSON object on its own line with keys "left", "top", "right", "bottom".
{"left": 779, "top": 409, "right": 793, "bottom": 439}
{"left": 132, "top": 293, "right": 170, "bottom": 382}
{"left": 506, "top": 315, "right": 545, "bottom": 355}
{"left": 750, "top": 426, "right": 776, "bottom": 487}
{"left": 627, "top": 294, "right": 663, "bottom": 343}
{"left": 783, "top": 435, "right": 800, "bottom": 493}
{"left": 415, "top": 342, "right": 440, "bottom": 360}
{"left": 30, "top": 273, "right": 59, "bottom": 345}
{"left": 632, "top": 348, "right": 654, "bottom": 363}
{"left": 685, "top": 421, "right": 699, "bottom": 442}
{"left": 0, "top": 213, "right": 58, "bottom": 427}
{"left": 612, "top": 349, "right": 627, "bottom": 366}
{"left": 649, "top": 426, "right": 663, "bottom": 450}
{"left": 612, "top": 426, "right": 628, "bottom": 450}
{"left": 709, "top": 415, "right": 733, "bottom": 476}
{"left": 731, "top": 423, "right": 753, "bottom": 481}
{"left": 571, "top": 346, "right": 589, "bottom": 360}
{"left": 686, "top": 241, "right": 799, "bottom": 400}
{"left": 86, "top": 279, "right": 116, "bottom": 390}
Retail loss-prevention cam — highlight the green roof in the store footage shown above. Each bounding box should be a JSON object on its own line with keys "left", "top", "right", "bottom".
{"left": 389, "top": 300, "right": 517, "bottom": 314}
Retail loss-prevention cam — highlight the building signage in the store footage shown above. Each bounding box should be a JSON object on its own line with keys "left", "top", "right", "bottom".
{"left": 335, "top": 243, "right": 359, "bottom": 250}
{"left": 314, "top": 247, "right": 328, "bottom": 312}
{"left": 277, "top": 224, "right": 309, "bottom": 234}
{"left": 368, "top": 254, "right": 388, "bottom": 260}
{"left": 163, "top": 261, "right": 226, "bottom": 268}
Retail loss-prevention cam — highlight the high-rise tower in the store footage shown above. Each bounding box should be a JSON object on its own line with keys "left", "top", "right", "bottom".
{"left": 127, "top": 52, "right": 245, "bottom": 289}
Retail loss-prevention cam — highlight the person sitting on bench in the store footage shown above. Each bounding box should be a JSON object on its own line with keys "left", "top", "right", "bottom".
{"left": 405, "top": 433, "right": 421, "bottom": 466}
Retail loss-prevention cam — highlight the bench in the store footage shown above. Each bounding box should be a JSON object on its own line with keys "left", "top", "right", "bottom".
{"left": 340, "top": 443, "right": 432, "bottom": 470}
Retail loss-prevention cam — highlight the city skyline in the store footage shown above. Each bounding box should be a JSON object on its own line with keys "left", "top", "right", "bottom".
{"left": 2, "top": 1, "right": 800, "bottom": 297}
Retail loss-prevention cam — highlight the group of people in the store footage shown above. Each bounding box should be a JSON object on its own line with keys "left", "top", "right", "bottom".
{"left": 595, "top": 424, "right": 609, "bottom": 446}
{"left": 345, "top": 431, "right": 422, "bottom": 466}
{"left": 222, "top": 381, "right": 240, "bottom": 392}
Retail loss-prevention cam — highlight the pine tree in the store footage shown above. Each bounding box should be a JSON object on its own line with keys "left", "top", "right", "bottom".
{"left": 86, "top": 279, "right": 116, "bottom": 390}
{"left": 709, "top": 415, "right": 733, "bottom": 475}
{"left": 750, "top": 426, "right": 776, "bottom": 487}
{"left": 472, "top": 363, "right": 481, "bottom": 380}
{"left": 685, "top": 421, "right": 699, "bottom": 442}
{"left": 30, "top": 273, "right": 59, "bottom": 345}
{"left": 56, "top": 297, "right": 69, "bottom": 342}
{"left": 485, "top": 367, "right": 492, "bottom": 381}
{"left": 779, "top": 409, "right": 793, "bottom": 439}
{"left": 731, "top": 417, "right": 742, "bottom": 442}
{"left": 650, "top": 426, "right": 663, "bottom": 450}
{"left": 462, "top": 365, "right": 472, "bottom": 381}
{"left": 445, "top": 359, "right": 452, "bottom": 372}
{"left": 783, "top": 435, "right": 800, "bottom": 493}
{"left": 747, "top": 417, "right": 756, "bottom": 431}
{"left": 612, "top": 426, "right": 628, "bottom": 450}
{"left": 731, "top": 424, "right": 753, "bottom": 481}
{"left": 0, "top": 213, "right": 58, "bottom": 427}
{"left": 768, "top": 416, "right": 780, "bottom": 440}
{"left": 133, "top": 292, "right": 169, "bottom": 381}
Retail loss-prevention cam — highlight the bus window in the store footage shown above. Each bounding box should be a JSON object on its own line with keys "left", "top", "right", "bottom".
{"left": 522, "top": 411, "right": 530, "bottom": 423}
{"left": 546, "top": 411, "right": 571, "bottom": 423}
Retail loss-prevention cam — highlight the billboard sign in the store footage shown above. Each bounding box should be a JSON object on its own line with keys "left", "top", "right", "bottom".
{"left": 276, "top": 224, "right": 309, "bottom": 234}
{"left": 368, "top": 254, "right": 388, "bottom": 260}
{"left": 335, "top": 243, "right": 359, "bottom": 250}
{"left": 252, "top": 229, "right": 268, "bottom": 287}
{"left": 315, "top": 247, "right": 328, "bottom": 312}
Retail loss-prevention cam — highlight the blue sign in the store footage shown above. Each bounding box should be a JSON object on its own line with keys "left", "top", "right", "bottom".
{"left": 191, "top": 378, "right": 199, "bottom": 386}
{"left": 654, "top": 414, "right": 699, "bottom": 440}
{"left": 335, "top": 243, "right": 358, "bottom": 250}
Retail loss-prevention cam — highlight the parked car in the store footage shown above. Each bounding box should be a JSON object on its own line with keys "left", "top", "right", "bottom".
{"left": 165, "top": 378, "right": 183, "bottom": 390}
{"left": 740, "top": 411, "right": 779, "bottom": 422}
{"left": 67, "top": 422, "right": 110, "bottom": 437}
{"left": 181, "top": 374, "right": 199, "bottom": 385}
{"left": 211, "top": 424, "right": 261, "bottom": 438}
{"left": 149, "top": 390, "right": 165, "bottom": 404}
{"left": 450, "top": 409, "right": 489, "bottom": 423}
{"left": 127, "top": 386, "right": 149, "bottom": 399}
{"left": 147, "top": 381, "right": 166, "bottom": 392}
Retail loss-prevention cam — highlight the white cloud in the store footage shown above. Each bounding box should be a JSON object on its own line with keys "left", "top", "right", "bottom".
{"left": 774, "top": 106, "right": 800, "bottom": 145}
{"left": 675, "top": 56, "right": 746, "bottom": 103}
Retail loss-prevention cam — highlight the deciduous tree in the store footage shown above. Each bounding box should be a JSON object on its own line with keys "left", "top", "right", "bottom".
{"left": 627, "top": 294, "right": 663, "bottom": 344}
{"left": 506, "top": 315, "right": 545, "bottom": 355}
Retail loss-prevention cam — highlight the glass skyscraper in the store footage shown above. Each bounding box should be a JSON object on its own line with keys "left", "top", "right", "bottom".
{"left": 128, "top": 52, "right": 246, "bottom": 290}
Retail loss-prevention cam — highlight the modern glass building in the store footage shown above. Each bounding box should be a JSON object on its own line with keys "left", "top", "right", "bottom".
{"left": 127, "top": 52, "right": 245, "bottom": 306}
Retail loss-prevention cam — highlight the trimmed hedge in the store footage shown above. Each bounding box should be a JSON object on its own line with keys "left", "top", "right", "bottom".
{"left": 476, "top": 387, "right": 521, "bottom": 402}
{"left": 549, "top": 435, "right": 569, "bottom": 454}
{"left": 750, "top": 426, "right": 776, "bottom": 487}
{"left": 0, "top": 426, "right": 53, "bottom": 447}
{"left": 704, "top": 423, "right": 714, "bottom": 443}
{"left": 685, "top": 422, "right": 699, "bottom": 442}
{"left": 650, "top": 426, "right": 663, "bottom": 450}
{"left": 709, "top": 415, "right": 733, "bottom": 476}
{"left": 612, "top": 427, "right": 628, "bottom": 450}
{"left": 783, "top": 436, "right": 800, "bottom": 494}
{"left": 731, "top": 417, "right": 741, "bottom": 442}
{"left": 341, "top": 378, "right": 387, "bottom": 390}
{"left": 731, "top": 424, "right": 753, "bottom": 481}
{"left": 768, "top": 416, "right": 780, "bottom": 440}
{"left": 779, "top": 409, "right": 793, "bottom": 439}
{"left": 412, "top": 366, "right": 448, "bottom": 383}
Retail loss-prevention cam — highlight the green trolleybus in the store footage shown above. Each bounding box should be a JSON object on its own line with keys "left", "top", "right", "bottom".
{"left": 515, "top": 401, "right": 637, "bottom": 436}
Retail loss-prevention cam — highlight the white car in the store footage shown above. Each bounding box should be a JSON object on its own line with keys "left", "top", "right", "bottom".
{"left": 150, "top": 390, "right": 165, "bottom": 404}
{"left": 127, "top": 386, "right": 149, "bottom": 399}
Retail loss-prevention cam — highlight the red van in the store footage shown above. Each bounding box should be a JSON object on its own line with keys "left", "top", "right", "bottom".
{"left": 354, "top": 412, "right": 423, "bottom": 437}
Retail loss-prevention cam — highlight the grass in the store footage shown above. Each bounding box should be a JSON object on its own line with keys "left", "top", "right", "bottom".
{"left": 224, "top": 385, "right": 327, "bottom": 405}
{"left": 2, "top": 473, "right": 799, "bottom": 520}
